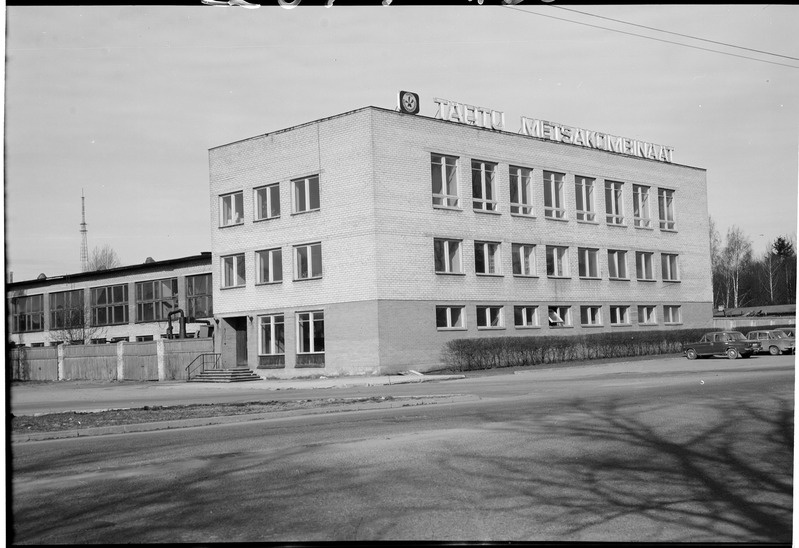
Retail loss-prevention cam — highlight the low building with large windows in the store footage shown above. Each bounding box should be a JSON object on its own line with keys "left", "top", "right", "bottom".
{"left": 209, "top": 96, "right": 713, "bottom": 377}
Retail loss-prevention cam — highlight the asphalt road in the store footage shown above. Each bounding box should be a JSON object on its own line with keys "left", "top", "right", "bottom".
{"left": 9, "top": 355, "right": 795, "bottom": 543}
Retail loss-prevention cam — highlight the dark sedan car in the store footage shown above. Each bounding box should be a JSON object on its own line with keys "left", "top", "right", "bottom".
{"left": 683, "top": 331, "right": 760, "bottom": 360}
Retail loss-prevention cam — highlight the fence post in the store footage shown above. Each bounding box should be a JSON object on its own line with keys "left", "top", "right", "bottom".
{"left": 157, "top": 339, "right": 166, "bottom": 381}
{"left": 117, "top": 341, "right": 125, "bottom": 381}
{"left": 57, "top": 344, "right": 65, "bottom": 381}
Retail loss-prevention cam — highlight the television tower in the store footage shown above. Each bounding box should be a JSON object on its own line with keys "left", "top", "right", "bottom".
{"left": 80, "top": 190, "right": 89, "bottom": 272}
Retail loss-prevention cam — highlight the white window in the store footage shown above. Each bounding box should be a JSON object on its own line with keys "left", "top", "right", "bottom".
{"left": 610, "top": 305, "right": 630, "bottom": 325}
{"left": 578, "top": 248, "right": 599, "bottom": 278}
{"left": 663, "top": 305, "right": 682, "bottom": 324}
{"left": 632, "top": 185, "right": 651, "bottom": 228}
{"left": 434, "top": 238, "right": 463, "bottom": 274}
{"left": 509, "top": 166, "right": 533, "bottom": 215}
{"left": 661, "top": 253, "right": 680, "bottom": 281}
{"left": 221, "top": 254, "right": 246, "bottom": 288}
{"left": 475, "top": 241, "right": 501, "bottom": 275}
{"left": 292, "top": 175, "right": 320, "bottom": 214}
{"left": 636, "top": 251, "right": 654, "bottom": 281}
{"left": 255, "top": 183, "right": 280, "bottom": 221}
{"left": 638, "top": 305, "right": 657, "bottom": 325}
{"left": 436, "top": 306, "right": 465, "bottom": 330}
{"left": 546, "top": 245, "right": 569, "bottom": 277}
{"left": 575, "top": 176, "right": 595, "bottom": 222}
{"left": 544, "top": 171, "right": 565, "bottom": 219}
{"left": 256, "top": 248, "right": 283, "bottom": 284}
{"left": 259, "top": 314, "right": 285, "bottom": 355}
{"left": 297, "top": 311, "right": 324, "bottom": 354}
{"left": 514, "top": 306, "right": 539, "bottom": 328}
{"left": 294, "top": 243, "right": 322, "bottom": 280}
{"left": 658, "top": 188, "right": 676, "bottom": 230}
{"left": 605, "top": 181, "right": 625, "bottom": 225}
{"left": 512, "top": 243, "right": 536, "bottom": 277}
{"left": 431, "top": 154, "right": 459, "bottom": 208}
{"left": 580, "top": 305, "right": 602, "bottom": 326}
{"left": 220, "top": 191, "right": 243, "bottom": 227}
{"left": 607, "top": 249, "right": 628, "bottom": 280}
{"left": 471, "top": 160, "right": 498, "bottom": 212}
{"left": 548, "top": 305, "right": 571, "bottom": 327}
{"left": 477, "top": 306, "right": 504, "bottom": 329}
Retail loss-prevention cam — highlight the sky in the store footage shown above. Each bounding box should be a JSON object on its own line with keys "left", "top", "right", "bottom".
{"left": 3, "top": 2, "right": 798, "bottom": 282}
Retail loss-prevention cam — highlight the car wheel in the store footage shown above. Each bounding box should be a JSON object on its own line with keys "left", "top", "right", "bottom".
{"left": 726, "top": 348, "right": 738, "bottom": 360}
{"left": 685, "top": 348, "right": 698, "bottom": 360}
{"left": 769, "top": 346, "right": 781, "bottom": 356}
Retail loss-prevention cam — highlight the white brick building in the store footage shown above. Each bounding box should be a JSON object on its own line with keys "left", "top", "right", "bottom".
{"left": 209, "top": 104, "right": 713, "bottom": 377}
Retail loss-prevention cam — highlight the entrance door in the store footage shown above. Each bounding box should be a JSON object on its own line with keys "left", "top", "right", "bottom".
{"left": 222, "top": 316, "right": 248, "bottom": 368}
{"left": 234, "top": 318, "right": 248, "bottom": 367}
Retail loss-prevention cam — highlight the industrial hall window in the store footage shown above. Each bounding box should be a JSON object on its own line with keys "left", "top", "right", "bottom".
{"left": 220, "top": 191, "right": 243, "bottom": 227}
{"left": 509, "top": 166, "right": 533, "bottom": 215}
{"left": 431, "top": 153, "right": 459, "bottom": 208}
{"left": 658, "top": 188, "right": 676, "bottom": 230}
{"left": 632, "top": 185, "right": 652, "bottom": 228}
{"left": 434, "top": 238, "right": 462, "bottom": 274}
{"left": 294, "top": 243, "right": 322, "bottom": 280}
{"left": 91, "top": 284, "right": 129, "bottom": 326}
{"left": 186, "top": 274, "right": 213, "bottom": 319}
{"left": 575, "top": 176, "right": 595, "bottom": 222}
{"left": 471, "top": 160, "right": 498, "bottom": 212}
{"left": 257, "top": 248, "right": 283, "bottom": 284}
{"left": 605, "top": 181, "right": 625, "bottom": 225}
{"left": 543, "top": 171, "right": 565, "bottom": 219}
{"left": 474, "top": 241, "right": 501, "bottom": 275}
{"left": 221, "top": 254, "right": 246, "bottom": 288}
{"left": 136, "top": 279, "right": 178, "bottom": 322}
{"left": 255, "top": 183, "right": 280, "bottom": 221}
{"left": 50, "top": 289, "right": 85, "bottom": 330}
{"left": 11, "top": 294, "right": 44, "bottom": 333}
{"left": 292, "top": 175, "right": 320, "bottom": 214}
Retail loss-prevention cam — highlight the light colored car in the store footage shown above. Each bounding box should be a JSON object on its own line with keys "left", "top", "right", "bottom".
{"left": 746, "top": 329, "right": 795, "bottom": 355}
{"left": 682, "top": 331, "right": 760, "bottom": 360}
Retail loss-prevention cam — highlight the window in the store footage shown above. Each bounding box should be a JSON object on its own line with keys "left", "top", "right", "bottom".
{"left": 11, "top": 294, "right": 44, "bottom": 333}
{"left": 91, "top": 284, "right": 129, "bottom": 326}
{"left": 509, "top": 166, "right": 533, "bottom": 215}
{"left": 658, "top": 188, "right": 676, "bottom": 230}
{"left": 255, "top": 183, "right": 280, "bottom": 220}
{"left": 543, "top": 171, "right": 565, "bottom": 219}
{"left": 575, "top": 176, "right": 596, "bottom": 222}
{"left": 638, "top": 305, "right": 657, "bottom": 325}
{"left": 186, "top": 274, "right": 213, "bottom": 319}
{"left": 607, "top": 250, "right": 628, "bottom": 279}
{"left": 578, "top": 248, "right": 599, "bottom": 278}
{"left": 548, "top": 305, "right": 571, "bottom": 327}
{"left": 580, "top": 305, "right": 602, "bottom": 326}
{"left": 475, "top": 241, "right": 501, "bottom": 275}
{"left": 609, "top": 305, "right": 630, "bottom": 326}
{"left": 636, "top": 251, "right": 654, "bottom": 281}
{"left": 546, "top": 245, "right": 569, "bottom": 277}
{"left": 632, "top": 185, "right": 651, "bottom": 228}
{"left": 292, "top": 175, "right": 320, "bottom": 214}
{"left": 605, "top": 181, "right": 625, "bottom": 225}
{"left": 257, "top": 248, "right": 283, "bottom": 284}
{"left": 663, "top": 305, "right": 682, "bottom": 324}
{"left": 297, "top": 311, "right": 325, "bottom": 354}
{"left": 514, "top": 306, "right": 539, "bottom": 328}
{"left": 136, "top": 335, "right": 154, "bottom": 342}
{"left": 436, "top": 306, "right": 466, "bottom": 329}
{"left": 471, "top": 160, "right": 498, "bottom": 212}
{"left": 661, "top": 253, "right": 680, "bottom": 281}
{"left": 294, "top": 243, "right": 322, "bottom": 280}
{"left": 259, "top": 314, "right": 285, "bottom": 355}
{"left": 476, "top": 306, "right": 504, "bottom": 329}
{"left": 434, "top": 238, "right": 463, "bottom": 274}
{"left": 136, "top": 278, "right": 178, "bottom": 322}
{"left": 221, "top": 254, "right": 246, "bottom": 288}
{"left": 50, "top": 290, "right": 85, "bottom": 330}
{"left": 220, "top": 191, "right": 243, "bottom": 226}
{"left": 512, "top": 243, "right": 536, "bottom": 276}
{"left": 431, "top": 154, "right": 459, "bottom": 208}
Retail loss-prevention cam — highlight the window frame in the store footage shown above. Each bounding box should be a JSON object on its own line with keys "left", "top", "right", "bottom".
{"left": 663, "top": 305, "right": 682, "bottom": 325}
{"left": 219, "top": 191, "right": 244, "bottom": 227}
{"left": 256, "top": 247, "right": 283, "bottom": 284}
{"left": 435, "top": 305, "right": 466, "bottom": 330}
{"left": 658, "top": 188, "right": 676, "bottom": 230}
{"left": 607, "top": 249, "right": 629, "bottom": 280}
{"left": 474, "top": 241, "right": 502, "bottom": 276}
{"left": 609, "top": 305, "right": 630, "bottom": 326}
{"left": 575, "top": 176, "right": 596, "bottom": 222}
{"left": 635, "top": 251, "right": 655, "bottom": 281}
{"left": 49, "top": 289, "right": 85, "bottom": 330}
{"left": 186, "top": 274, "right": 213, "bottom": 319}
{"left": 509, "top": 165, "right": 534, "bottom": 216}
{"left": 293, "top": 243, "right": 323, "bottom": 281}
{"left": 637, "top": 305, "right": 658, "bottom": 325}
{"left": 632, "top": 184, "right": 652, "bottom": 228}
{"left": 91, "top": 284, "right": 129, "bottom": 326}
{"left": 431, "top": 153, "right": 460, "bottom": 209}
{"left": 471, "top": 160, "right": 498, "bottom": 212}
{"left": 543, "top": 171, "right": 566, "bottom": 220}
{"left": 580, "top": 305, "right": 603, "bottom": 327}
{"left": 434, "top": 238, "right": 463, "bottom": 275}
{"left": 511, "top": 243, "right": 536, "bottom": 277}
{"left": 135, "top": 278, "right": 179, "bottom": 322}
{"left": 291, "top": 174, "right": 320, "bottom": 215}
{"left": 513, "top": 305, "right": 539, "bottom": 329}
{"left": 605, "top": 180, "right": 625, "bottom": 225}
{"left": 221, "top": 253, "right": 246, "bottom": 289}
{"left": 254, "top": 183, "right": 281, "bottom": 221}
{"left": 546, "top": 245, "right": 569, "bottom": 278}
{"left": 11, "top": 294, "right": 44, "bottom": 333}
{"left": 578, "top": 247, "right": 600, "bottom": 279}
{"left": 476, "top": 305, "right": 505, "bottom": 329}
{"left": 296, "top": 310, "right": 325, "bottom": 354}
{"left": 547, "top": 305, "right": 572, "bottom": 328}
{"left": 259, "top": 313, "right": 286, "bottom": 356}
{"left": 661, "top": 253, "right": 680, "bottom": 282}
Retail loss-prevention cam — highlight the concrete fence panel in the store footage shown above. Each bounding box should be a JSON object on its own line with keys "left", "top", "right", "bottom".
{"left": 122, "top": 341, "right": 159, "bottom": 381}
{"left": 163, "top": 338, "right": 215, "bottom": 381}
{"left": 62, "top": 344, "right": 118, "bottom": 381}
{"left": 9, "top": 347, "right": 59, "bottom": 381}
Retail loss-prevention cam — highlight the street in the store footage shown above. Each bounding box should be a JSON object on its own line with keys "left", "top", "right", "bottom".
{"left": 9, "top": 355, "right": 794, "bottom": 543}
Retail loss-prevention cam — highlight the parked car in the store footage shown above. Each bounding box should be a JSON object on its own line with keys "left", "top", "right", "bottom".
{"left": 682, "top": 331, "right": 760, "bottom": 360}
{"left": 746, "top": 329, "right": 795, "bottom": 355}
{"left": 775, "top": 328, "right": 795, "bottom": 338}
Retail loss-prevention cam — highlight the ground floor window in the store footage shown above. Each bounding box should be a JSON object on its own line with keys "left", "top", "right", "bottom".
{"left": 297, "top": 311, "right": 324, "bottom": 354}
{"left": 548, "top": 305, "right": 571, "bottom": 327}
{"left": 514, "top": 305, "right": 539, "bottom": 328}
{"left": 259, "top": 314, "right": 285, "bottom": 355}
{"left": 663, "top": 305, "right": 682, "bottom": 324}
{"left": 436, "top": 306, "right": 465, "bottom": 330}
{"left": 638, "top": 305, "right": 657, "bottom": 325}
{"left": 476, "top": 305, "right": 504, "bottom": 329}
{"left": 609, "top": 305, "right": 630, "bottom": 325}
{"left": 580, "top": 305, "right": 602, "bottom": 326}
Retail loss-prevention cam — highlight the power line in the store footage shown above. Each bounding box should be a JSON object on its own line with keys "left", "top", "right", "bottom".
{"left": 504, "top": 5, "right": 799, "bottom": 70}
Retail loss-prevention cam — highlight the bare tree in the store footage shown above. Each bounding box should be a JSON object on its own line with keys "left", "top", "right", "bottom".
{"left": 708, "top": 216, "right": 725, "bottom": 309}
{"left": 722, "top": 226, "right": 753, "bottom": 308}
{"left": 88, "top": 244, "right": 122, "bottom": 271}
{"left": 758, "top": 245, "right": 779, "bottom": 305}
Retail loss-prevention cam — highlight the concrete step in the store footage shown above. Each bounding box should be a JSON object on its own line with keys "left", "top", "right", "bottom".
{"left": 190, "top": 368, "right": 262, "bottom": 383}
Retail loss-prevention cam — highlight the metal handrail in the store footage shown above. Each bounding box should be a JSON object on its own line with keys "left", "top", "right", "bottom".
{"left": 186, "top": 353, "right": 221, "bottom": 381}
